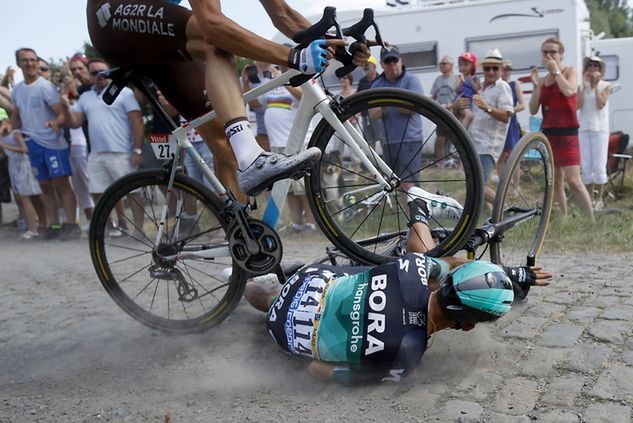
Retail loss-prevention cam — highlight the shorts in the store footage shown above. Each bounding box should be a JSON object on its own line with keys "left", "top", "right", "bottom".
{"left": 383, "top": 142, "right": 422, "bottom": 182}
{"left": 86, "top": 0, "right": 209, "bottom": 120}
{"left": 266, "top": 264, "right": 367, "bottom": 356}
{"left": 479, "top": 154, "right": 495, "bottom": 184}
{"left": 26, "top": 140, "right": 72, "bottom": 181}
{"left": 88, "top": 152, "right": 136, "bottom": 193}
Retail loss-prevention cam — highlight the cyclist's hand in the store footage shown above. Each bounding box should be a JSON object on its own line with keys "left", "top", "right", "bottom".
{"left": 350, "top": 42, "right": 371, "bottom": 66}
{"left": 530, "top": 266, "right": 552, "bottom": 286}
{"left": 288, "top": 39, "right": 345, "bottom": 75}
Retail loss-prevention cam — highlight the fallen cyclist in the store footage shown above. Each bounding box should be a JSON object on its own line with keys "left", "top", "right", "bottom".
{"left": 244, "top": 188, "right": 551, "bottom": 385}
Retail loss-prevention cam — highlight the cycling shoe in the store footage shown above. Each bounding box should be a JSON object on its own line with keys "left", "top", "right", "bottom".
{"left": 407, "top": 186, "right": 463, "bottom": 221}
{"left": 238, "top": 148, "right": 321, "bottom": 196}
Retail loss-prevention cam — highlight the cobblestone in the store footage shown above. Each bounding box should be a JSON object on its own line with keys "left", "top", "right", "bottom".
{"left": 590, "top": 367, "right": 633, "bottom": 401}
{"left": 537, "top": 323, "right": 584, "bottom": 347}
{"left": 563, "top": 342, "right": 611, "bottom": 372}
{"left": 564, "top": 306, "right": 601, "bottom": 323}
{"left": 521, "top": 347, "right": 570, "bottom": 377}
{"left": 601, "top": 304, "right": 633, "bottom": 320}
{"left": 582, "top": 403, "right": 631, "bottom": 423}
{"left": 540, "top": 374, "right": 584, "bottom": 406}
{"left": 534, "top": 410, "right": 581, "bottom": 423}
{"left": 490, "top": 377, "right": 539, "bottom": 415}
{"left": 587, "top": 320, "right": 629, "bottom": 344}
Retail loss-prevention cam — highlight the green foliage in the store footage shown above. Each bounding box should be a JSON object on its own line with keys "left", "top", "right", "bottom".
{"left": 586, "top": 0, "right": 633, "bottom": 38}
{"left": 83, "top": 42, "right": 103, "bottom": 60}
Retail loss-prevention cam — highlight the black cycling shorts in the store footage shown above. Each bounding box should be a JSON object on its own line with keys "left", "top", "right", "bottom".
{"left": 86, "top": 0, "right": 210, "bottom": 119}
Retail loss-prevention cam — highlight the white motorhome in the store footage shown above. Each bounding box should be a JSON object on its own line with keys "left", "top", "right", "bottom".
{"left": 594, "top": 36, "right": 633, "bottom": 141}
{"left": 317, "top": 0, "right": 596, "bottom": 133}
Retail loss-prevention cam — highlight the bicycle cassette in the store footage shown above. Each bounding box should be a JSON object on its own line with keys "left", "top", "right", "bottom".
{"left": 227, "top": 218, "right": 282, "bottom": 276}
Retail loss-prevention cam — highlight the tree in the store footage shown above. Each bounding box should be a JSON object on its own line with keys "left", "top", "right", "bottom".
{"left": 586, "top": 0, "right": 633, "bottom": 38}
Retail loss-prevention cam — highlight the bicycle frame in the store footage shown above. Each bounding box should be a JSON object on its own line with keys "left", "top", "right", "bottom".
{"left": 153, "top": 69, "right": 395, "bottom": 262}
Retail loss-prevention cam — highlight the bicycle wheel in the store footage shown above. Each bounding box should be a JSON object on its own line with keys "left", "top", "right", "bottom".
{"left": 89, "top": 169, "right": 247, "bottom": 333}
{"left": 306, "top": 88, "right": 483, "bottom": 264}
{"left": 490, "top": 132, "right": 554, "bottom": 267}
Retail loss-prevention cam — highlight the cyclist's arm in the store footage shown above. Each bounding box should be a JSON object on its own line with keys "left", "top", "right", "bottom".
{"left": 260, "top": 0, "right": 312, "bottom": 38}
{"left": 189, "top": 0, "right": 296, "bottom": 66}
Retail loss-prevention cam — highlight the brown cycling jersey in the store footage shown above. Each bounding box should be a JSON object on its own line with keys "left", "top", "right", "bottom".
{"left": 86, "top": 0, "right": 209, "bottom": 119}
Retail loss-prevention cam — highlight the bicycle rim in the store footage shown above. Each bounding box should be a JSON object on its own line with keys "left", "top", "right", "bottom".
{"left": 490, "top": 132, "right": 554, "bottom": 267}
{"left": 306, "top": 88, "right": 483, "bottom": 264}
{"left": 89, "top": 170, "right": 247, "bottom": 333}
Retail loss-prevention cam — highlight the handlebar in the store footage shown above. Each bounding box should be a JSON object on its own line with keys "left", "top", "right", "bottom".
{"left": 289, "top": 7, "right": 385, "bottom": 85}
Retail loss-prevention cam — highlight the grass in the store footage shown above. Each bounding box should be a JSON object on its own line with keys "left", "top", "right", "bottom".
{"left": 540, "top": 169, "right": 633, "bottom": 254}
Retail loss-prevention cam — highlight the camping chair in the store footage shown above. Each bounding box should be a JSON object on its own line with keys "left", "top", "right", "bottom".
{"left": 606, "top": 131, "right": 631, "bottom": 200}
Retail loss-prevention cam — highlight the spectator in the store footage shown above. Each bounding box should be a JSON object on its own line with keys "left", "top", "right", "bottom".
{"left": 454, "top": 52, "right": 480, "bottom": 129}
{"left": 339, "top": 73, "right": 356, "bottom": 97}
{"left": 241, "top": 61, "right": 271, "bottom": 151}
{"left": 431, "top": 55, "right": 459, "bottom": 165}
{"left": 529, "top": 37, "right": 594, "bottom": 220}
{"left": 62, "top": 55, "right": 94, "bottom": 226}
{"left": 0, "top": 67, "right": 16, "bottom": 115}
{"left": 0, "top": 112, "right": 44, "bottom": 239}
{"left": 61, "top": 58, "right": 144, "bottom": 235}
{"left": 356, "top": 56, "right": 383, "bottom": 148}
{"left": 370, "top": 46, "right": 424, "bottom": 191}
{"left": 455, "top": 49, "right": 514, "bottom": 208}
{"left": 37, "top": 58, "right": 51, "bottom": 81}
{"left": 497, "top": 60, "right": 526, "bottom": 184}
{"left": 258, "top": 65, "right": 316, "bottom": 233}
{"left": 577, "top": 56, "right": 611, "bottom": 212}
{"left": 180, "top": 114, "right": 215, "bottom": 190}
{"left": 11, "top": 47, "right": 80, "bottom": 240}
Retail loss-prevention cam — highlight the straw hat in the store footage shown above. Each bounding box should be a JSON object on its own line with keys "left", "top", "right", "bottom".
{"left": 583, "top": 56, "right": 605, "bottom": 74}
{"left": 480, "top": 49, "right": 504, "bottom": 65}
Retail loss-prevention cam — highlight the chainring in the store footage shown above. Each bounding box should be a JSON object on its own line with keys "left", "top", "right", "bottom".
{"left": 227, "top": 218, "right": 282, "bottom": 276}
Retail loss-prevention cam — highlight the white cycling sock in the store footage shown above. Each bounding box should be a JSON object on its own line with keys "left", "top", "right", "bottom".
{"left": 225, "top": 119, "right": 264, "bottom": 171}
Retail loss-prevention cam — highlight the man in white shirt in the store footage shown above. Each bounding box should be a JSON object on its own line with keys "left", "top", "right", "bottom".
{"left": 62, "top": 59, "right": 145, "bottom": 235}
{"left": 455, "top": 49, "right": 514, "bottom": 206}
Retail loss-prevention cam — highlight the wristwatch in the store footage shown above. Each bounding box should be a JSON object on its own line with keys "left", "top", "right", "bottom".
{"left": 553, "top": 70, "right": 561, "bottom": 77}
{"left": 133, "top": 148, "right": 142, "bottom": 155}
{"left": 486, "top": 107, "right": 492, "bottom": 114}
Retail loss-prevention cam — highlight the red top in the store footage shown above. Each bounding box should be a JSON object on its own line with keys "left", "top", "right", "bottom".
{"left": 539, "top": 79, "right": 579, "bottom": 129}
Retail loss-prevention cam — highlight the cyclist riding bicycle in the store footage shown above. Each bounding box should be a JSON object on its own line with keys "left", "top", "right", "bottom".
{"left": 244, "top": 188, "right": 552, "bottom": 385}
{"left": 86, "top": 0, "right": 371, "bottom": 198}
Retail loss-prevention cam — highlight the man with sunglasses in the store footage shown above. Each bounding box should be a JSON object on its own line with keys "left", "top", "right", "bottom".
{"left": 455, "top": 49, "right": 514, "bottom": 208}
{"left": 61, "top": 59, "right": 145, "bottom": 235}
{"left": 369, "top": 46, "right": 424, "bottom": 191}
{"left": 10, "top": 48, "right": 81, "bottom": 240}
{"left": 244, "top": 187, "right": 552, "bottom": 385}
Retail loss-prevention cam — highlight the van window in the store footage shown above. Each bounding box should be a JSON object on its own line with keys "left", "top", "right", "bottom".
{"left": 466, "top": 31, "right": 558, "bottom": 71}
{"left": 600, "top": 55, "right": 619, "bottom": 81}
{"left": 397, "top": 42, "right": 438, "bottom": 70}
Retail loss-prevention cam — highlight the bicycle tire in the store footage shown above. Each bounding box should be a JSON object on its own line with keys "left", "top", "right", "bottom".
{"left": 89, "top": 169, "right": 247, "bottom": 333}
{"left": 490, "top": 132, "right": 554, "bottom": 267}
{"left": 306, "top": 88, "right": 483, "bottom": 264}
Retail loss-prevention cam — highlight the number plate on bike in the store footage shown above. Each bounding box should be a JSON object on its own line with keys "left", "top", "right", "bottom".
{"left": 149, "top": 134, "right": 177, "bottom": 159}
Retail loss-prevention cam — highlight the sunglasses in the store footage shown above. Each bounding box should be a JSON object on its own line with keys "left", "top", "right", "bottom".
{"left": 439, "top": 62, "right": 451, "bottom": 65}
{"left": 541, "top": 50, "right": 559, "bottom": 55}
{"left": 483, "top": 66, "right": 500, "bottom": 72}
{"left": 383, "top": 57, "right": 399, "bottom": 65}
{"left": 39, "top": 67, "right": 49, "bottom": 72}
{"left": 587, "top": 63, "right": 601, "bottom": 68}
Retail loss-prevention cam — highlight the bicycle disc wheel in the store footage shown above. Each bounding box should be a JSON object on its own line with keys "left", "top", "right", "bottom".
{"left": 490, "top": 132, "right": 554, "bottom": 267}
{"left": 89, "top": 169, "right": 247, "bottom": 333}
{"left": 306, "top": 88, "right": 483, "bottom": 264}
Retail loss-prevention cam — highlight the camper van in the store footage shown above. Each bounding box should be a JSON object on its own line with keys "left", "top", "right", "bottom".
{"left": 314, "top": 0, "right": 595, "bottom": 133}
{"left": 272, "top": 0, "right": 630, "bottom": 146}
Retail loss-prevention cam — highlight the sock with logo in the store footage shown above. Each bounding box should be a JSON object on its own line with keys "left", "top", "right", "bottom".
{"left": 225, "top": 118, "right": 264, "bottom": 171}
